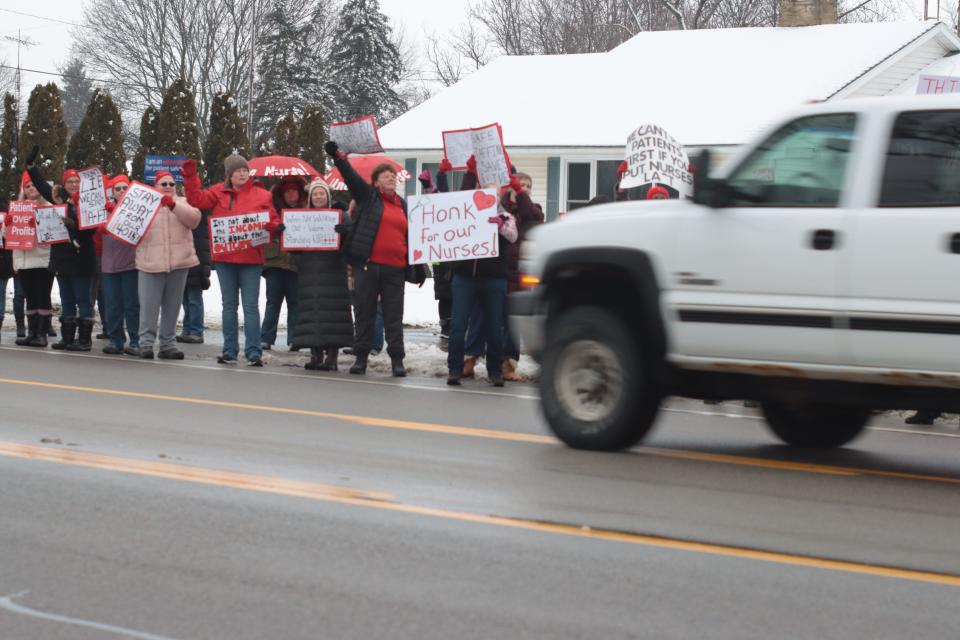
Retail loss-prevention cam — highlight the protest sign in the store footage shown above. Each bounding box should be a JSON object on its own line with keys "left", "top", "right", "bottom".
{"left": 105, "top": 182, "right": 165, "bottom": 247}
{"left": 145, "top": 155, "right": 187, "bottom": 184}
{"left": 78, "top": 167, "right": 109, "bottom": 229}
{"left": 35, "top": 204, "right": 70, "bottom": 245}
{"left": 280, "top": 209, "right": 341, "bottom": 251}
{"left": 4, "top": 201, "right": 38, "bottom": 250}
{"left": 329, "top": 115, "right": 384, "bottom": 155}
{"left": 210, "top": 211, "right": 271, "bottom": 257}
{"left": 407, "top": 189, "right": 500, "bottom": 265}
{"left": 621, "top": 124, "right": 693, "bottom": 196}
{"left": 441, "top": 124, "right": 511, "bottom": 185}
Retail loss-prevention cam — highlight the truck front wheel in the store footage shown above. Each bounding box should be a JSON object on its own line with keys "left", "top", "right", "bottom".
{"left": 761, "top": 400, "right": 871, "bottom": 448}
{"left": 540, "top": 306, "right": 661, "bottom": 451}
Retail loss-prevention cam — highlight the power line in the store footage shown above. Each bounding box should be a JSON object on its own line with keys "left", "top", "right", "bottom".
{"left": 0, "top": 63, "right": 163, "bottom": 92}
{"left": 0, "top": 9, "right": 80, "bottom": 28}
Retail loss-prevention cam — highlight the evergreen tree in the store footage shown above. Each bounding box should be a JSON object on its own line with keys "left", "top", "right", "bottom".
{"left": 298, "top": 105, "right": 326, "bottom": 174}
{"left": 131, "top": 106, "right": 160, "bottom": 181}
{"left": 59, "top": 58, "right": 94, "bottom": 135}
{"left": 0, "top": 93, "right": 18, "bottom": 198}
{"left": 328, "top": 0, "right": 406, "bottom": 122}
{"left": 273, "top": 111, "right": 299, "bottom": 157}
{"left": 204, "top": 93, "right": 251, "bottom": 184}
{"left": 155, "top": 78, "right": 202, "bottom": 162}
{"left": 66, "top": 89, "right": 126, "bottom": 175}
{"left": 18, "top": 83, "right": 68, "bottom": 179}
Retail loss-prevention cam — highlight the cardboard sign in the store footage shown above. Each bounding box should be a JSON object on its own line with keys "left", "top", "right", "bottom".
{"left": 210, "top": 211, "right": 271, "bottom": 257}
{"left": 105, "top": 182, "right": 165, "bottom": 247}
{"left": 442, "top": 124, "right": 511, "bottom": 186}
{"left": 407, "top": 189, "right": 500, "bottom": 265}
{"left": 621, "top": 124, "right": 693, "bottom": 196}
{"left": 280, "top": 209, "right": 341, "bottom": 251}
{"left": 78, "top": 167, "right": 109, "bottom": 229}
{"left": 329, "top": 115, "right": 384, "bottom": 155}
{"left": 35, "top": 204, "right": 70, "bottom": 245}
{"left": 145, "top": 155, "right": 187, "bottom": 184}
{"left": 4, "top": 201, "right": 38, "bottom": 250}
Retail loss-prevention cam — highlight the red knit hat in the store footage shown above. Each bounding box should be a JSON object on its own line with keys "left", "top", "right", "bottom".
{"left": 617, "top": 160, "right": 628, "bottom": 177}
{"left": 20, "top": 171, "right": 32, "bottom": 189}
{"left": 154, "top": 171, "right": 174, "bottom": 185}
{"left": 646, "top": 185, "right": 670, "bottom": 200}
{"left": 62, "top": 169, "right": 79, "bottom": 184}
{"left": 110, "top": 175, "right": 131, "bottom": 188}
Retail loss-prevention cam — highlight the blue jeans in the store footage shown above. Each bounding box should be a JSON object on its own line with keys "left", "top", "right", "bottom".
{"left": 0, "top": 277, "right": 6, "bottom": 325}
{"left": 181, "top": 286, "right": 205, "bottom": 337}
{"left": 216, "top": 263, "right": 262, "bottom": 360}
{"left": 465, "top": 303, "right": 521, "bottom": 361}
{"left": 448, "top": 274, "right": 506, "bottom": 374}
{"left": 57, "top": 273, "right": 95, "bottom": 318}
{"left": 372, "top": 302, "right": 384, "bottom": 352}
{"left": 102, "top": 270, "right": 140, "bottom": 348}
{"left": 13, "top": 276, "right": 24, "bottom": 318}
{"left": 260, "top": 268, "right": 299, "bottom": 346}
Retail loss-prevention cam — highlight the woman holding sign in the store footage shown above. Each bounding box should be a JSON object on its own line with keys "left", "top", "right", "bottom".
{"left": 9, "top": 172, "right": 56, "bottom": 347}
{"left": 181, "top": 154, "right": 280, "bottom": 367}
{"left": 99, "top": 175, "right": 141, "bottom": 356}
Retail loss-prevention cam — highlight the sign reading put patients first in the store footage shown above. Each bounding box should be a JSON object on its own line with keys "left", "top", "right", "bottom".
{"left": 620, "top": 124, "right": 692, "bottom": 197}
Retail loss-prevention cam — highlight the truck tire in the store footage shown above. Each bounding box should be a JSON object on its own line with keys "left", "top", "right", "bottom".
{"left": 540, "top": 306, "right": 661, "bottom": 451}
{"left": 761, "top": 401, "right": 870, "bottom": 448}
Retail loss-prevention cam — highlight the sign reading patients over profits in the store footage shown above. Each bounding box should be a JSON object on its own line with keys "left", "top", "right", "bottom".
{"left": 210, "top": 211, "right": 271, "bottom": 257}
{"left": 78, "top": 167, "right": 109, "bottom": 229}
{"left": 442, "top": 123, "right": 511, "bottom": 186}
{"left": 281, "top": 209, "right": 341, "bottom": 251}
{"left": 620, "top": 124, "right": 693, "bottom": 196}
{"left": 328, "top": 116, "right": 384, "bottom": 155}
{"left": 4, "top": 201, "right": 37, "bottom": 250}
{"left": 35, "top": 205, "right": 70, "bottom": 245}
{"left": 105, "top": 182, "right": 165, "bottom": 247}
{"left": 407, "top": 189, "right": 500, "bottom": 265}
{"left": 916, "top": 75, "right": 960, "bottom": 95}
{"left": 145, "top": 155, "right": 187, "bottom": 184}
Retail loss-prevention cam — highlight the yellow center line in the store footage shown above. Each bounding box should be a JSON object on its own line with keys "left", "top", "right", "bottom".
{"left": 1, "top": 440, "right": 958, "bottom": 588}
{"left": 1, "top": 376, "right": 960, "bottom": 485}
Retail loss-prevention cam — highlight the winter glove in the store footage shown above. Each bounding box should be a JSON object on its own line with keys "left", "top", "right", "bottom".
{"left": 438, "top": 158, "right": 453, "bottom": 174}
{"left": 25, "top": 145, "right": 40, "bottom": 169}
{"left": 465, "top": 155, "right": 477, "bottom": 176}
{"left": 180, "top": 159, "right": 198, "bottom": 179}
{"left": 324, "top": 141, "right": 340, "bottom": 157}
{"left": 617, "top": 160, "right": 628, "bottom": 178}
{"left": 334, "top": 221, "right": 353, "bottom": 236}
{"left": 508, "top": 174, "right": 525, "bottom": 194}
{"left": 160, "top": 195, "right": 176, "bottom": 210}
{"left": 275, "top": 222, "right": 286, "bottom": 234}
{"left": 488, "top": 215, "right": 505, "bottom": 231}
{"left": 104, "top": 201, "right": 116, "bottom": 214}
{"left": 69, "top": 191, "right": 80, "bottom": 206}
{"left": 418, "top": 169, "right": 434, "bottom": 193}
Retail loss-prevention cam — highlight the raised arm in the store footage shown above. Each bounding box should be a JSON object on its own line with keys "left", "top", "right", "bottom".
{"left": 324, "top": 141, "right": 374, "bottom": 206}
{"left": 180, "top": 160, "right": 221, "bottom": 211}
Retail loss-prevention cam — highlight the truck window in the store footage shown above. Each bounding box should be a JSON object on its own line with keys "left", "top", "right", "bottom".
{"left": 727, "top": 114, "right": 857, "bottom": 208}
{"left": 879, "top": 110, "right": 960, "bottom": 207}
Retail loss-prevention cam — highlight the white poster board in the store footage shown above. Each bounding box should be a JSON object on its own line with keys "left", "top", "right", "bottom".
{"left": 281, "top": 209, "right": 341, "bottom": 251}
{"left": 329, "top": 115, "right": 384, "bottom": 155}
{"left": 441, "top": 129, "right": 475, "bottom": 169}
{"left": 442, "top": 123, "right": 511, "bottom": 186}
{"left": 78, "top": 166, "right": 109, "bottom": 229}
{"left": 210, "top": 211, "right": 271, "bottom": 257}
{"left": 916, "top": 75, "right": 960, "bottom": 95}
{"left": 34, "top": 204, "right": 70, "bottom": 245}
{"left": 407, "top": 189, "right": 500, "bottom": 265}
{"left": 621, "top": 124, "right": 693, "bottom": 196}
{"left": 105, "top": 182, "right": 165, "bottom": 246}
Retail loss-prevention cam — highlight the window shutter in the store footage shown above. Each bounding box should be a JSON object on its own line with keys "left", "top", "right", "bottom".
{"left": 546, "top": 156, "right": 561, "bottom": 221}
{"left": 404, "top": 158, "right": 418, "bottom": 197}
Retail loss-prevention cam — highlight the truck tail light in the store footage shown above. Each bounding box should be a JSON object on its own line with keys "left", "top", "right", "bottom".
{"left": 520, "top": 275, "right": 540, "bottom": 290}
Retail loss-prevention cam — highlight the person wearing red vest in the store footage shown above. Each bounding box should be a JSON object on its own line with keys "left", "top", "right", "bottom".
{"left": 182, "top": 154, "right": 280, "bottom": 366}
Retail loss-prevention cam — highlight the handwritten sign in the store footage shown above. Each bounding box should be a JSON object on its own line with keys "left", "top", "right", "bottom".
{"left": 35, "top": 204, "right": 70, "bottom": 245}
{"left": 4, "top": 201, "right": 38, "bottom": 250}
{"left": 210, "top": 211, "right": 271, "bottom": 257}
{"left": 78, "top": 167, "right": 109, "bottom": 229}
{"left": 329, "top": 115, "right": 383, "bottom": 155}
{"left": 442, "top": 124, "right": 511, "bottom": 185}
{"left": 621, "top": 124, "right": 692, "bottom": 196}
{"left": 280, "top": 209, "right": 341, "bottom": 251}
{"left": 105, "top": 182, "right": 165, "bottom": 247}
{"left": 407, "top": 189, "right": 500, "bottom": 265}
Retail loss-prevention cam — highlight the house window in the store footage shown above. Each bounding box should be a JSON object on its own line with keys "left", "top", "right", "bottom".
{"left": 421, "top": 162, "right": 466, "bottom": 193}
{"left": 564, "top": 159, "right": 623, "bottom": 210}
{"left": 596, "top": 160, "right": 621, "bottom": 200}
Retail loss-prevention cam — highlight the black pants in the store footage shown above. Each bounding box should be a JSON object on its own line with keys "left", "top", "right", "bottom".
{"left": 19, "top": 268, "right": 55, "bottom": 311}
{"left": 354, "top": 262, "right": 405, "bottom": 359}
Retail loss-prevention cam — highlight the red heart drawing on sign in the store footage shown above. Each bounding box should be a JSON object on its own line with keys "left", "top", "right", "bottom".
{"left": 473, "top": 191, "right": 497, "bottom": 211}
{"left": 413, "top": 249, "right": 423, "bottom": 262}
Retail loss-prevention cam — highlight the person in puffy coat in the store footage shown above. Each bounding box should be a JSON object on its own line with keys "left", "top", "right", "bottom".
{"left": 0, "top": 196, "right": 12, "bottom": 342}
{"left": 135, "top": 171, "right": 201, "bottom": 359}
{"left": 182, "top": 154, "right": 280, "bottom": 367}
{"left": 290, "top": 179, "right": 354, "bottom": 371}
{"left": 99, "top": 175, "right": 140, "bottom": 356}
{"left": 177, "top": 207, "right": 211, "bottom": 345}
{"left": 8, "top": 172, "right": 55, "bottom": 347}
{"left": 263, "top": 176, "right": 303, "bottom": 351}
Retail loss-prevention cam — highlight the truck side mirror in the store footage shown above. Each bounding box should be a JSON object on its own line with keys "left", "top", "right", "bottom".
{"left": 692, "top": 149, "right": 727, "bottom": 209}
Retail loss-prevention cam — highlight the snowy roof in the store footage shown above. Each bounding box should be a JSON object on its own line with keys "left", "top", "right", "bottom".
{"left": 380, "top": 22, "right": 956, "bottom": 150}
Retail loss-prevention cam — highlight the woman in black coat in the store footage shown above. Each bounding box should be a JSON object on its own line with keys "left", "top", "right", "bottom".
{"left": 291, "top": 179, "right": 354, "bottom": 371}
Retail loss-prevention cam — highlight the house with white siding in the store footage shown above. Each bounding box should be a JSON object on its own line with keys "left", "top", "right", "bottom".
{"left": 379, "top": 20, "right": 960, "bottom": 219}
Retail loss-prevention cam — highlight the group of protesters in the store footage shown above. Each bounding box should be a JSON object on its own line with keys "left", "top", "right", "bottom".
{"left": 0, "top": 141, "right": 544, "bottom": 386}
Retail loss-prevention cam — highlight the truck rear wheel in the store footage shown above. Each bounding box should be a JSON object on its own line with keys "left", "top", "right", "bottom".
{"left": 540, "top": 306, "right": 661, "bottom": 451}
{"left": 761, "top": 400, "right": 870, "bottom": 448}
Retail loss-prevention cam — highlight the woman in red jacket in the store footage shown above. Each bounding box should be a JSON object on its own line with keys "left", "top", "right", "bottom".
{"left": 182, "top": 154, "right": 280, "bottom": 366}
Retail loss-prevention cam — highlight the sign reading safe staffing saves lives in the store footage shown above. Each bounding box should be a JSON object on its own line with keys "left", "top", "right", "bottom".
{"left": 407, "top": 189, "right": 500, "bottom": 265}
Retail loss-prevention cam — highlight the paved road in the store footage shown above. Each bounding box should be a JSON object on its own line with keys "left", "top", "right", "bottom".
{"left": 0, "top": 345, "right": 958, "bottom": 639}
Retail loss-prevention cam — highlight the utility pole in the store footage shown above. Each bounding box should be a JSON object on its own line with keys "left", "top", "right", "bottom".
{"left": 247, "top": 0, "right": 258, "bottom": 145}
{"left": 2, "top": 30, "right": 37, "bottom": 149}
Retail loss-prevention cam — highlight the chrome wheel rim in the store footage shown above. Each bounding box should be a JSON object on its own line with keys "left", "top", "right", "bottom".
{"left": 554, "top": 339, "right": 624, "bottom": 423}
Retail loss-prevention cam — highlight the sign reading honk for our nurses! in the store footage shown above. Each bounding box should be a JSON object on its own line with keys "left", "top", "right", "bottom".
{"left": 407, "top": 190, "right": 500, "bottom": 265}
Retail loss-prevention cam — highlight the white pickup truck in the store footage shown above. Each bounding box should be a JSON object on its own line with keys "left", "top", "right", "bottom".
{"left": 510, "top": 95, "right": 960, "bottom": 451}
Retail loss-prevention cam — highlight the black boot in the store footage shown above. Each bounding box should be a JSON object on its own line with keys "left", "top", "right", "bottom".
{"left": 15, "top": 314, "right": 38, "bottom": 346}
{"left": 67, "top": 318, "right": 94, "bottom": 351}
{"left": 391, "top": 357, "right": 406, "bottom": 378}
{"left": 27, "top": 315, "right": 50, "bottom": 348}
{"left": 905, "top": 410, "right": 942, "bottom": 426}
{"left": 47, "top": 319, "right": 58, "bottom": 337}
{"left": 15, "top": 312, "right": 26, "bottom": 338}
{"left": 304, "top": 348, "right": 323, "bottom": 371}
{"left": 52, "top": 317, "right": 78, "bottom": 350}
{"left": 319, "top": 348, "right": 339, "bottom": 372}
{"left": 350, "top": 351, "right": 369, "bottom": 375}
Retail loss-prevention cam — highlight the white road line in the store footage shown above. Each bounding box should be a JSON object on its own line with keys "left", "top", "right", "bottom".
{"left": 0, "top": 591, "right": 181, "bottom": 640}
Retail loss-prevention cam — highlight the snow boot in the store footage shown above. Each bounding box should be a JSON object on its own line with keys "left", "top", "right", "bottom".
{"left": 319, "top": 349, "right": 339, "bottom": 372}
{"left": 462, "top": 356, "right": 478, "bottom": 379}
{"left": 502, "top": 358, "right": 522, "bottom": 382}
{"left": 350, "top": 351, "right": 368, "bottom": 375}
{"left": 67, "top": 318, "right": 94, "bottom": 352}
{"left": 52, "top": 317, "right": 78, "bottom": 350}
{"left": 28, "top": 315, "right": 51, "bottom": 348}
{"left": 15, "top": 312, "right": 26, "bottom": 338}
{"left": 391, "top": 357, "right": 406, "bottom": 378}
{"left": 905, "top": 411, "right": 942, "bottom": 426}
{"left": 15, "top": 314, "right": 38, "bottom": 346}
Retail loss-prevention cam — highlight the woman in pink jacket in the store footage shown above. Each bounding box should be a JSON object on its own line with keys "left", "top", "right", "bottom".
{"left": 136, "top": 171, "right": 201, "bottom": 359}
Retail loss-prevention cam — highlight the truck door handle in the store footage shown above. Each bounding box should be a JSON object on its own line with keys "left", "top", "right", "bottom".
{"left": 950, "top": 233, "right": 960, "bottom": 254}
{"left": 810, "top": 229, "right": 838, "bottom": 251}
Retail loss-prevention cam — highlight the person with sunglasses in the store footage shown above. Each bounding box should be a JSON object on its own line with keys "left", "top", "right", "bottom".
{"left": 99, "top": 175, "right": 141, "bottom": 355}
{"left": 135, "top": 171, "right": 201, "bottom": 359}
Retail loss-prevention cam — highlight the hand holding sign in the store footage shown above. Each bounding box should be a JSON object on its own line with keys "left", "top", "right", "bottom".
{"left": 620, "top": 124, "right": 692, "bottom": 197}
{"left": 35, "top": 205, "right": 70, "bottom": 245}
{"left": 210, "top": 212, "right": 271, "bottom": 257}
{"left": 4, "top": 201, "right": 38, "bottom": 250}
{"left": 328, "top": 116, "right": 384, "bottom": 155}
{"left": 407, "top": 189, "right": 501, "bottom": 265}
{"left": 78, "top": 167, "right": 109, "bottom": 229}
{"left": 105, "top": 182, "right": 165, "bottom": 246}
{"left": 442, "top": 124, "right": 511, "bottom": 186}
{"left": 281, "top": 209, "right": 341, "bottom": 251}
